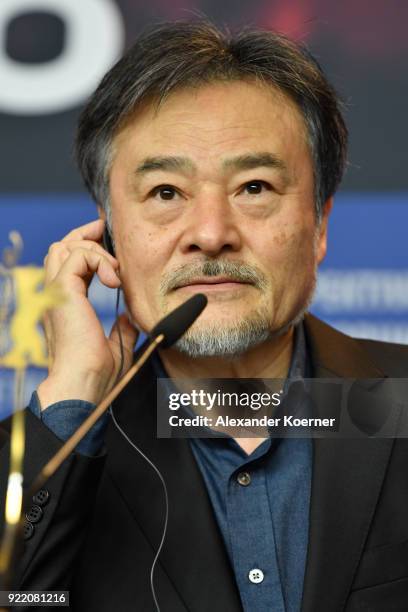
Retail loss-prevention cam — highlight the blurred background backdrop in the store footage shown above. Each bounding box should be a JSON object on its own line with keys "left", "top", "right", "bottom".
{"left": 1, "top": 0, "right": 407, "bottom": 415}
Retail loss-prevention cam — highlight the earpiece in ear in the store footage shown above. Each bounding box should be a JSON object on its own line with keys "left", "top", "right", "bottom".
{"left": 103, "top": 227, "right": 115, "bottom": 257}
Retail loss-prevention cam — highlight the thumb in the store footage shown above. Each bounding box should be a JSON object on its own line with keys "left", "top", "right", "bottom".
{"left": 109, "top": 312, "right": 139, "bottom": 372}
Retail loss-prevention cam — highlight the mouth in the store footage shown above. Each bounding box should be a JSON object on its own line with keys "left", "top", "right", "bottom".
{"left": 174, "top": 277, "right": 253, "bottom": 292}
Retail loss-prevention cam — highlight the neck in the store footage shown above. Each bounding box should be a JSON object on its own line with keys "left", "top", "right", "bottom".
{"left": 159, "top": 328, "right": 295, "bottom": 455}
{"left": 159, "top": 327, "right": 296, "bottom": 456}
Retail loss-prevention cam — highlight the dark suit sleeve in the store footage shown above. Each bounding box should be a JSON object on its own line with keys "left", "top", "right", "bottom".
{"left": 0, "top": 408, "right": 105, "bottom": 597}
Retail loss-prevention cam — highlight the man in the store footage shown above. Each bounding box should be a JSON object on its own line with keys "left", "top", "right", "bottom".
{"left": 1, "top": 20, "right": 408, "bottom": 612}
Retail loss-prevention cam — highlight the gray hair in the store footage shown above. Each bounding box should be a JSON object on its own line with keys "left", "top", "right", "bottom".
{"left": 75, "top": 20, "right": 348, "bottom": 225}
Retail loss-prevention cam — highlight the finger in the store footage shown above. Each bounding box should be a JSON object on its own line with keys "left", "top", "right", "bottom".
{"left": 58, "top": 240, "right": 118, "bottom": 267}
{"left": 61, "top": 218, "right": 105, "bottom": 243}
{"left": 53, "top": 248, "right": 121, "bottom": 291}
{"left": 44, "top": 242, "right": 71, "bottom": 284}
{"left": 44, "top": 240, "right": 119, "bottom": 285}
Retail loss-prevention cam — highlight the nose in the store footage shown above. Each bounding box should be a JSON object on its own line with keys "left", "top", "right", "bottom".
{"left": 179, "top": 193, "right": 242, "bottom": 256}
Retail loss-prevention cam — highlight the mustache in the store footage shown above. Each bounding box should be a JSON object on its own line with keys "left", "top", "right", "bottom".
{"left": 160, "top": 259, "right": 269, "bottom": 294}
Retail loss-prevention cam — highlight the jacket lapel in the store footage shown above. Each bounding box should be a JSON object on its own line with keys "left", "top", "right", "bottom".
{"left": 107, "top": 359, "right": 243, "bottom": 612}
{"left": 301, "top": 315, "right": 400, "bottom": 612}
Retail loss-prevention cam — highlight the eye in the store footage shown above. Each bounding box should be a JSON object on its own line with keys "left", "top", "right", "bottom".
{"left": 151, "top": 185, "right": 179, "bottom": 200}
{"left": 242, "top": 180, "right": 271, "bottom": 195}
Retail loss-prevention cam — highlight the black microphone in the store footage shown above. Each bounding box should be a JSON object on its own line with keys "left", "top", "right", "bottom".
{"left": 150, "top": 293, "right": 207, "bottom": 348}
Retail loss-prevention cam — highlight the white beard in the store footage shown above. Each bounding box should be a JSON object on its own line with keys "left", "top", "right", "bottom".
{"left": 174, "top": 296, "right": 312, "bottom": 358}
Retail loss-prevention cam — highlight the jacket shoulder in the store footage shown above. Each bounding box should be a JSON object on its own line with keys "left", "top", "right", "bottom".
{"left": 354, "top": 337, "right": 408, "bottom": 377}
{"left": 304, "top": 314, "right": 408, "bottom": 378}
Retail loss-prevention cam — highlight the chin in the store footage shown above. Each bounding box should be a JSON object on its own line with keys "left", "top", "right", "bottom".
{"left": 171, "top": 306, "right": 270, "bottom": 358}
{"left": 172, "top": 295, "right": 311, "bottom": 358}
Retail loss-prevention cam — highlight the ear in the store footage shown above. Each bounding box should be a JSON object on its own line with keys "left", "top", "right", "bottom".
{"left": 316, "top": 197, "right": 333, "bottom": 265}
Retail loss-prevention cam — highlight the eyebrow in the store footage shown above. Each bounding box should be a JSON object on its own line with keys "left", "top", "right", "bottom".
{"left": 135, "top": 156, "right": 194, "bottom": 174}
{"left": 223, "top": 152, "right": 287, "bottom": 172}
{"left": 134, "top": 152, "right": 291, "bottom": 183}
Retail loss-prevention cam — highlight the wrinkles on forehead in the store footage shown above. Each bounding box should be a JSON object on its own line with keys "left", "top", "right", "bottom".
{"left": 134, "top": 152, "right": 293, "bottom": 187}
{"left": 110, "top": 80, "right": 313, "bottom": 197}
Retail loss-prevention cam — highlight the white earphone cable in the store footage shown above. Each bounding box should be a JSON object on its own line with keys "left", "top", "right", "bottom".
{"left": 110, "top": 287, "right": 168, "bottom": 612}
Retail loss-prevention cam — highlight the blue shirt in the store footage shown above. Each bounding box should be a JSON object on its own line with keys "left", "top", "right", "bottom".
{"left": 29, "top": 324, "right": 312, "bottom": 612}
{"left": 153, "top": 325, "right": 311, "bottom": 612}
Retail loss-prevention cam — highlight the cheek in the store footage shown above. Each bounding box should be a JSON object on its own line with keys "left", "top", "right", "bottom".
{"left": 114, "top": 217, "right": 152, "bottom": 262}
{"left": 266, "top": 224, "right": 315, "bottom": 266}
{"left": 112, "top": 226, "right": 150, "bottom": 291}
{"left": 116, "top": 225, "right": 176, "bottom": 298}
{"left": 273, "top": 228, "right": 293, "bottom": 250}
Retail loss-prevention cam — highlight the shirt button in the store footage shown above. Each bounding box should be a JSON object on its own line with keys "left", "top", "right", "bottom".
{"left": 237, "top": 471, "right": 251, "bottom": 486}
{"left": 248, "top": 568, "right": 264, "bottom": 584}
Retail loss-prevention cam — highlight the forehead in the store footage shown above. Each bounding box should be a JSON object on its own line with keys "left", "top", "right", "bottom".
{"left": 112, "top": 80, "right": 311, "bottom": 174}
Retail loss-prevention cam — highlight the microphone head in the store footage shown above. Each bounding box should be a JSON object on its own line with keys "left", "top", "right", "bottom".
{"left": 149, "top": 293, "right": 208, "bottom": 348}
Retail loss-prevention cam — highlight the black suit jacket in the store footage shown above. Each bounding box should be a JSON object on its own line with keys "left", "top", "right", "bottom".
{"left": 1, "top": 314, "right": 408, "bottom": 611}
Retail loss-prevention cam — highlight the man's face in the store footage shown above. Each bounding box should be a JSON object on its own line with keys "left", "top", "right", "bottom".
{"left": 108, "top": 80, "right": 330, "bottom": 355}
